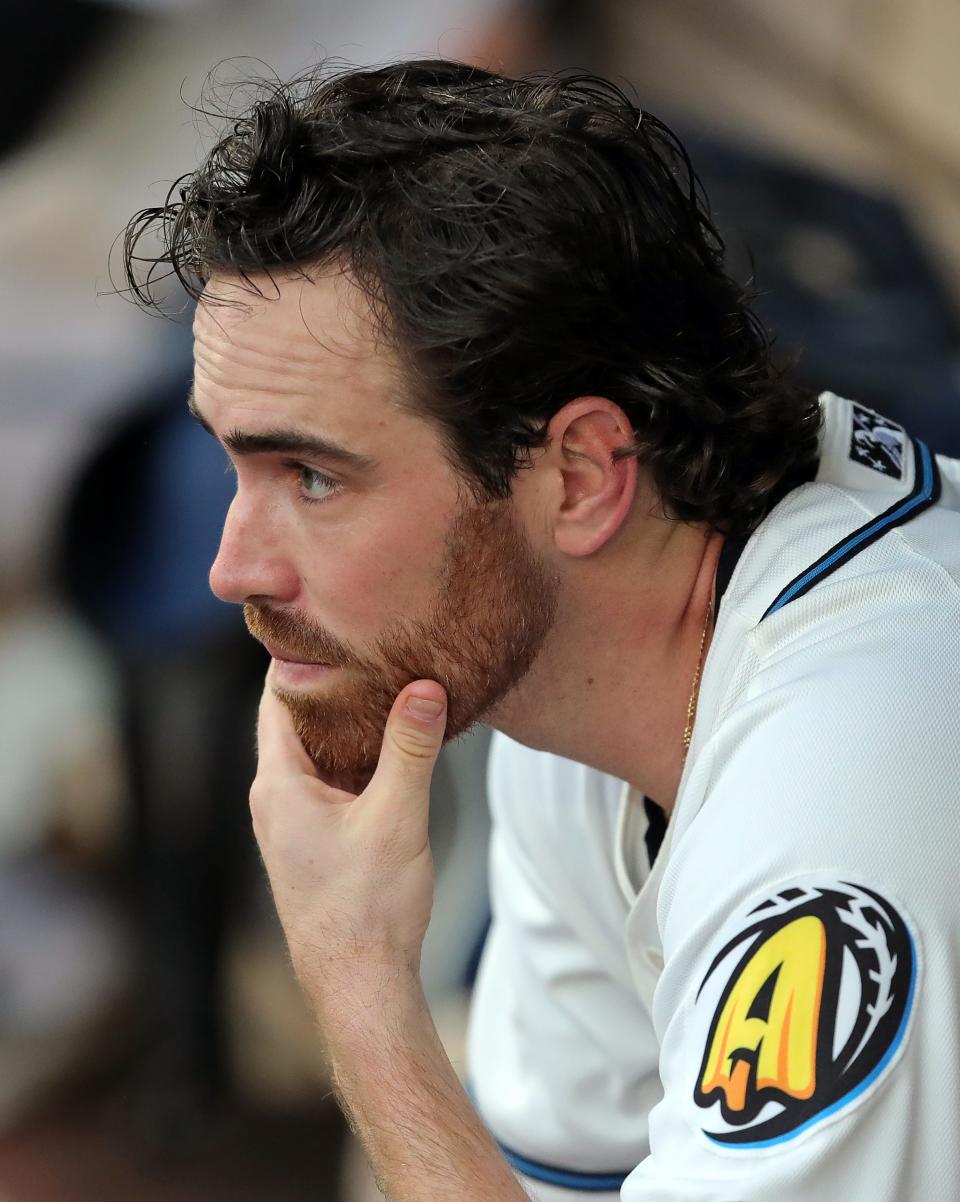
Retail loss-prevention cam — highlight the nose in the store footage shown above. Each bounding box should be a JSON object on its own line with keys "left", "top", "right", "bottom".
{"left": 208, "top": 495, "right": 299, "bottom": 605}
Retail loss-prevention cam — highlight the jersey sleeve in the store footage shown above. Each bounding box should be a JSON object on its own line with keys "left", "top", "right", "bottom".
{"left": 467, "top": 732, "right": 662, "bottom": 1201}
{"left": 620, "top": 608, "right": 960, "bottom": 1202}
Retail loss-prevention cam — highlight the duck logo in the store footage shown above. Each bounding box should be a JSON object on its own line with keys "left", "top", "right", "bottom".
{"left": 692, "top": 878, "right": 917, "bottom": 1149}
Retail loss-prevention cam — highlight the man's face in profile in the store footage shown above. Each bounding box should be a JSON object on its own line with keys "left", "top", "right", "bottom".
{"left": 192, "top": 267, "right": 559, "bottom": 788}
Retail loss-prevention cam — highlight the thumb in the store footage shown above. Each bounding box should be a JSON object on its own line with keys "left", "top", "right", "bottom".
{"left": 371, "top": 681, "right": 447, "bottom": 802}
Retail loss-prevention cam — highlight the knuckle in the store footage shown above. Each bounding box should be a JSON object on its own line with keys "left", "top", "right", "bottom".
{"left": 248, "top": 779, "right": 271, "bottom": 819}
{"left": 393, "top": 728, "right": 437, "bottom": 760}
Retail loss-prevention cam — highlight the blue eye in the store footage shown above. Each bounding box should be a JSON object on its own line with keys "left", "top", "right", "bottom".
{"left": 294, "top": 464, "right": 340, "bottom": 505}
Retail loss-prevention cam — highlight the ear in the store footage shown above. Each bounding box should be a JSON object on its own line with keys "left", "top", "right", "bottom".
{"left": 544, "top": 398, "right": 639, "bottom": 557}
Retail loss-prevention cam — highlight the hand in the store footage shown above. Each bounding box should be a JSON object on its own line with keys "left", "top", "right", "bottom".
{"left": 250, "top": 679, "right": 448, "bottom": 998}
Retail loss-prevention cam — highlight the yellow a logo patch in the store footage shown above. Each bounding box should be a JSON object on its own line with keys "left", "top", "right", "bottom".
{"left": 699, "top": 915, "right": 826, "bottom": 1114}
{"left": 692, "top": 879, "right": 916, "bottom": 1147}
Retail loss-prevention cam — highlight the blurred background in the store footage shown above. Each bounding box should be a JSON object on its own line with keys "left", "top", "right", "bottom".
{"left": 1, "top": 1, "right": 958, "bottom": 1198}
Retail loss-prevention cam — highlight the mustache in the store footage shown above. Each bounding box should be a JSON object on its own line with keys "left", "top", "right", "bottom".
{"left": 243, "top": 603, "right": 359, "bottom": 667}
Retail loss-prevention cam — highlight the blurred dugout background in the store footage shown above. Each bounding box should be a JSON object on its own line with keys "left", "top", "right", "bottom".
{"left": 0, "top": 1, "right": 957, "bottom": 1199}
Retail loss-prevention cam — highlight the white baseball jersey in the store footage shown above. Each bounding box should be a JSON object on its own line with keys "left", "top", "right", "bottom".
{"left": 466, "top": 392, "right": 960, "bottom": 1201}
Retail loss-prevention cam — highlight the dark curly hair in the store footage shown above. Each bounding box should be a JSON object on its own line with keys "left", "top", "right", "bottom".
{"left": 120, "top": 58, "right": 822, "bottom": 535}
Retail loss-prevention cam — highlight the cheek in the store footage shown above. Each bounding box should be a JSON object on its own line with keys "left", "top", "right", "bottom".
{"left": 298, "top": 512, "right": 448, "bottom": 633}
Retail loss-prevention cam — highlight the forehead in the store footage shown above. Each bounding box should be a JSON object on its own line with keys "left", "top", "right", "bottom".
{"left": 192, "top": 267, "right": 408, "bottom": 430}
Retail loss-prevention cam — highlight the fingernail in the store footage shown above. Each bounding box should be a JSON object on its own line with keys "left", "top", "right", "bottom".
{"left": 406, "top": 696, "right": 444, "bottom": 720}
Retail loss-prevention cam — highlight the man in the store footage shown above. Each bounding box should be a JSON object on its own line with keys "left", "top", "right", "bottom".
{"left": 122, "top": 60, "right": 960, "bottom": 1200}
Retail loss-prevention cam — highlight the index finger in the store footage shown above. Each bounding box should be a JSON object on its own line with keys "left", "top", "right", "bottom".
{"left": 256, "top": 682, "right": 319, "bottom": 780}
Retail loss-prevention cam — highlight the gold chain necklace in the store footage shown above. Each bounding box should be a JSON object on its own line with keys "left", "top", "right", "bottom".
{"left": 681, "top": 596, "right": 713, "bottom": 757}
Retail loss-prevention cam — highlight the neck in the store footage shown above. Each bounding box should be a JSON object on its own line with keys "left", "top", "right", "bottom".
{"left": 486, "top": 517, "right": 724, "bottom": 817}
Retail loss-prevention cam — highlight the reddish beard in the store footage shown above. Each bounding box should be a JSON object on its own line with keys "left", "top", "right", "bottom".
{"left": 244, "top": 495, "right": 559, "bottom": 788}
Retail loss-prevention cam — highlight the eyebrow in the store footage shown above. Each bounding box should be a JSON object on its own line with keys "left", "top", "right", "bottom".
{"left": 186, "top": 383, "right": 377, "bottom": 472}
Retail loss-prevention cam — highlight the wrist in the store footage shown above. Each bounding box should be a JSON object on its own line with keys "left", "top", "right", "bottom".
{"left": 307, "top": 954, "right": 426, "bottom": 1041}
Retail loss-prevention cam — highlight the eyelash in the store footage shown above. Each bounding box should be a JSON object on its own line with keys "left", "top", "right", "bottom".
{"left": 290, "top": 462, "right": 341, "bottom": 506}
{"left": 223, "top": 459, "right": 341, "bottom": 506}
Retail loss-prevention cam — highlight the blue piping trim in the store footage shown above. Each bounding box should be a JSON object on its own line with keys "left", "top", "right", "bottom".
{"left": 498, "top": 1145, "right": 629, "bottom": 1192}
{"left": 464, "top": 1079, "right": 631, "bottom": 1192}
{"left": 762, "top": 439, "right": 938, "bottom": 621}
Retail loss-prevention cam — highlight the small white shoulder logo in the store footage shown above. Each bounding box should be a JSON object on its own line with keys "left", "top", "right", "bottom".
{"left": 849, "top": 403, "right": 905, "bottom": 480}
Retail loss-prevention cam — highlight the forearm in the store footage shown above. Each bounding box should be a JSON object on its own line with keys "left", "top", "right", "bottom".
{"left": 252, "top": 683, "right": 520, "bottom": 1197}
{"left": 316, "top": 965, "right": 528, "bottom": 1202}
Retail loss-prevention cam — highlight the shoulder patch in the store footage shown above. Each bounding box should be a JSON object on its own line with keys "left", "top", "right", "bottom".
{"left": 849, "top": 403, "right": 905, "bottom": 479}
{"left": 690, "top": 876, "right": 919, "bottom": 1149}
